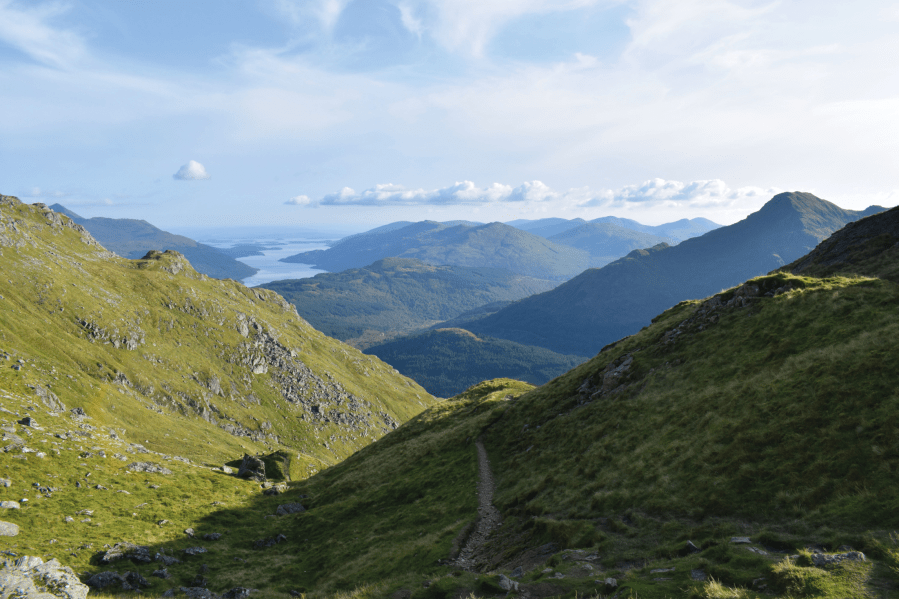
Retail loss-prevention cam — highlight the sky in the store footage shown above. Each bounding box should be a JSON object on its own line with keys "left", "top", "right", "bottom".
{"left": 1, "top": 0, "right": 898, "bottom": 230}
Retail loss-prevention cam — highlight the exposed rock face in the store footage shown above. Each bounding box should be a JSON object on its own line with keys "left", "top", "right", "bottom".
{"left": 811, "top": 552, "right": 866, "bottom": 568}
{"left": 127, "top": 462, "right": 173, "bottom": 475}
{"left": 32, "top": 385, "right": 65, "bottom": 412}
{"left": 0, "top": 556, "right": 89, "bottom": 599}
{"left": 237, "top": 454, "right": 266, "bottom": 482}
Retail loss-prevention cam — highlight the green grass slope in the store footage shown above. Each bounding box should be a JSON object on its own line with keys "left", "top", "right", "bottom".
{"left": 258, "top": 258, "right": 556, "bottom": 347}
{"left": 364, "top": 328, "right": 586, "bottom": 397}
{"left": 467, "top": 192, "right": 886, "bottom": 356}
{"left": 49, "top": 203, "right": 258, "bottom": 281}
{"left": 0, "top": 195, "right": 434, "bottom": 470}
{"left": 280, "top": 221, "right": 593, "bottom": 280}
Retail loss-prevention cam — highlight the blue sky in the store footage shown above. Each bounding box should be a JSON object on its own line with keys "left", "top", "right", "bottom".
{"left": 1, "top": 0, "right": 898, "bottom": 229}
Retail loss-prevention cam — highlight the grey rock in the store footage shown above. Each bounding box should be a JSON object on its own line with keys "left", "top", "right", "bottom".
{"left": 498, "top": 574, "right": 519, "bottom": 592}
{"left": 69, "top": 408, "right": 86, "bottom": 419}
{"left": 0, "top": 556, "right": 89, "bottom": 599}
{"left": 275, "top": 503, "right": 305, "bottom": 516}
{"left": 0, "top": 478, "right": 9, "bottom": 488}
{"left": 691, "top": 569, "right": 707, "bottom": 581}
{"left": 100, "top": 542, "right": 152, "bottom": 564}
{"left": 811, "top": 551, "right": 866, "bottom": 568}
{"left": 182, "top": 547, "right": 208, "bottom": 556}
{"left": 0, "top": 521, "right": 19, "bottom": 536}
{"left": 156, "top": 553, "right": 182, "bottom": 567}
{"left": 34, "top": 386, "right": 65, "bottom": 413}
{"left": 185, "top": 527, "right": 195, "bottom": 538}
{"left": 221, "top": 588, "right": 256, "bottom": 599}
{"left": 203, "top": 533, "right": 222, "bottom": 541}
{"left": 127, "top": 461, "right": 173, "bottom": 475}
{"left": 237, "top": 454, "right": 266, "bottom": 482}
{"left": 685, "top": 540, "right": 701, "bottom": 554}
{"left": 510, "top": 566, "right": 523, "bottom": 579}
{"left": 253, "top": 534, "right": 287, "bottom": 549}
{"left": 179, "top": 587, "right": 219, "bottom": 599}
{"left": 17, "top": 416, "right": 37, "bottom": 427}
{"left": 86, "top": 570, "right": 124, "bottom": 589}
{"left": 152, "top": 568, "right": 171, "bottom": 579}
{"left": 64, "top": 517, "right": 74, "bottom": 523}
{"left": 191, "top": 575, "right": 208, "bottom": 588}
{"left": 650, "top": 567, "right": 674, "bottom": 574}
{"left": 730, "top": 537, "right": 752, "bottom": 544}
{"left": 603, "top": 578, "right": 618, "bottom": 589}
{"left": 0, "top": 501, "right": 19, "bottom": 509}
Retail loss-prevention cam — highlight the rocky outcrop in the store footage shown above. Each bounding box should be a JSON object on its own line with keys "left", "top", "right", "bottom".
{"left": 127, "top": 462, "right": 173, "bottom": 475}
{"left": 0, "top": 556, "right": 88, "bottom": 599}
{"left": 237, "top": 454, "right": 266, "bottom": 482}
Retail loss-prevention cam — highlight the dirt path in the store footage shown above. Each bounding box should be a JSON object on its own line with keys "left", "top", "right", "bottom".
{"left": 452, "top": 440, "right": 502, "bottom": 570}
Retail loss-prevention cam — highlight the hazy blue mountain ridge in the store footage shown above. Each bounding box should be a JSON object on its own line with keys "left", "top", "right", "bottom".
{"left": 465, "top": 192, "right": 886, "bottom": 356}
{"left": 50, "top": 203, "right": 258, "bottom": 280}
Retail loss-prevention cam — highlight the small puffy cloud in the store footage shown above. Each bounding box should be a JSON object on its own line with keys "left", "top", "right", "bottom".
{"left": 173, "top": 160, "right": 210, "bottom": 181}
{"left": 296, "top": 178, "right": 776, "bottom": 211}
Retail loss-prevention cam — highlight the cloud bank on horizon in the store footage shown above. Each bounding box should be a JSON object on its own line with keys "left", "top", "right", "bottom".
{"left": 289, "top": 178, "right": 775, "bottom": 211}
{"left": 0, "top": 0, "right": 897, "bottom": 226}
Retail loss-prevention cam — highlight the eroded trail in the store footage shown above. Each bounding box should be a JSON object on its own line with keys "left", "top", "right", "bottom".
{"left": 453, "top": 440, "right": 502, "bottom": 570}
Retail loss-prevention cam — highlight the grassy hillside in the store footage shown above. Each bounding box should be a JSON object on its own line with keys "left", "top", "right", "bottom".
{"left": 259, "top": 258, "right": 556, "bottom": 347}
{"left": 281, "top": 221, "right": 593, "bottom": 280}
{"left": 364, "top": 328, "right": 586, "bottom": 397}
{"left": 547, "top": 222, "right": 675, "bottom": 266}
{"left": 50, "top": 203, "right": 257, "bottom": 281}
{"left": 4, "top": 195, "right": 899, "bottom": 599}
{"left": 467, "top": 192, "right": 885, "bottom": 356}
{"left": 0, "top": 195, "right": 434, "bottom": 470}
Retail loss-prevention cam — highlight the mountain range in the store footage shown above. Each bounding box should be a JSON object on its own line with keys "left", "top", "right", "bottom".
{"left": 507, "top": 215, "right": 721, "bottom": 241}
{"left": 50, "top": 204, "right": 257, "bottom": 281}
{"left": 463, "top": 192, "right": 885, "bottom": 356}
{"left": 3, "top": 194, "right": 899, "bottom": 599}
{"left": 258, "top": 257, "right": 556, "bottom": 347}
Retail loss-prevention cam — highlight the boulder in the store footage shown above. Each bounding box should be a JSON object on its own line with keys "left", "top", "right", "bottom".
{"left": 811, "top": 552, "right": 866, "bottom": 568}
{"left": 17, "top": 416, "right": 37, "bottom": 427}
{"left": 86, "top": 570, "right": 124, "bottom": 589}
{"left": 99, "top": 542, "right": 152, "bottom": 564}
{"left": 179, "top": 587, "right": 219, "bottom": 599}
{"left": 510, "top": 566, "right": 523, "bottom": 579}
{"left": 127, "top": 462, "right": 173, "bottom": 475}
{"left": 0, "top": 478, "right": 10, "bottom": 488}
{"left": 0, "top": 521, "right": 19, "bottom": 536}
{"left": 183, "top": 547, "right": 208, "bottom": 556}
{"left": 153, "top": 568, "right": 172, "bottom": 579}
{"left": 0, "top": 501, "right": 19, "bottom": 509}
{"left": 203, "top": 533, "right": 222, "bottom": 541}
{"left": 498, "top": 574, "right": 519, "bottom": 592}
{"left": 275, "top": 503, "right": 305, "bottom": 516}
{"left": 1, "top": 556, "right": 89, "bottom": 599}
{"left": 238, "top": 454, "right": 266, "bottom": 482}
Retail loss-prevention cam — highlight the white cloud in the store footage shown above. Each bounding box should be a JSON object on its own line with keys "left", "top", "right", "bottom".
{"left": 299, "top": 178, "right": 777, "bottom": 213}
{"left": 285, "top": 195, "right": 313, "bottom": 205}
{"left": 0, "top": 0, "right": 86, "bottom": 68}
{"left": 173, "top": 160, "right": 210, "bottom": 181}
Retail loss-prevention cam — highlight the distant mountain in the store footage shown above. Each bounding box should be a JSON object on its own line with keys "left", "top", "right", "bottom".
{"left": 505, "top": 217, "right": 587, "bottom": 238}
{"left": 547, "top": 222, "right": 676, "bottom": 266}
{"left": 216, "top": 243, "right": 282, "bottom": 259}
{"left": 509, "top": 215, "right": 721, "bottom": 242}
{"left": 259, "top": 257, "right": 556, "bottom": 346}
{"left": 50, "top": 204, "right": 257, "bottom": 280}
{"left": 466, "top": 192, "right": 886, "bottom": 356}
{"left": 281, "top": 220, "right": 594, "bottom": 280}
{"left": 364, "top": 328, "right": 586, "bottom": 398}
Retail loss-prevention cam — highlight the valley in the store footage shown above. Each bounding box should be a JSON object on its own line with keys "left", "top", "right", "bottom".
{"left": 2, "top": 195, "right": 899, "bottom": 599}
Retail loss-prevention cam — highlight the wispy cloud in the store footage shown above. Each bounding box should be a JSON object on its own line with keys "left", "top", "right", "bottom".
{"left": 290, "top": 178, "right": 777, "bottom": 210}
{"left": 0, "top": 0, "right": 86, "bottom": 68}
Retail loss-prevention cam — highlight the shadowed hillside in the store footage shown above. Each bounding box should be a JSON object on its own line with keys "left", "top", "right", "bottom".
{"left": 465, "top": 192, "right": 885, "bottom": 356}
